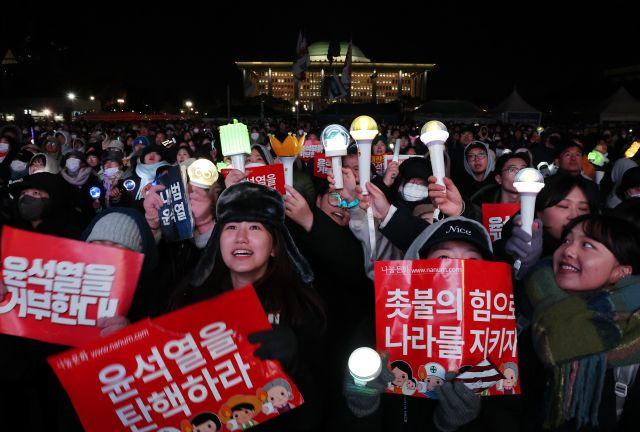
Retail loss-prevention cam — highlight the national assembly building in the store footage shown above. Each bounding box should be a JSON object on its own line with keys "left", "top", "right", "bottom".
{"left": 236, "top": 41, "right": 434, "bottom": 111}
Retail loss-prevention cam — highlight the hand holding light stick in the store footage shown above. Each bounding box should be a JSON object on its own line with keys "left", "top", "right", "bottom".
{"left": 420, "top": 120, "right": 449, "bottom": 220}
{"left": 350, "top": 116, "right": 379, "bottom": 259}
{"left": 321, "top": 124, "right": 350, "bottom": 189}
{"left": 219, "top": 119, "right": 251, "bottom": 172}
{"left": 187, "top": 159, "right": 219, "bottom": 189}
{"left": 512, "top": 168, "right": 545, "bottom": 273}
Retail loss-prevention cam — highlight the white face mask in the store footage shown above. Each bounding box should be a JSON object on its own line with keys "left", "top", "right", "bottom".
{"left": 250, "top": 132, "right": 260, "bottom": 141}
{"left": 104, "top": 167, "right": 120, "bottom": 177}
{"left": 193, "top": 128, "right": 200, "bottom": 134}
{"left": 11, "top": 160, "right": 27, "bottom": 172}
{"left": 401, "top": 182, "right": 429, "bottom": 202}
{"left": 66, "top": 158, "right": 81, "bottom": 173}
{"left": 245, "top": 162, "right": 266, "bottom": 168}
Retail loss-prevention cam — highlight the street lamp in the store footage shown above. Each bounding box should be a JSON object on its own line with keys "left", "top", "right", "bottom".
{"left": 185, "top": 100, "right": 193, "bottom": 108}
{"left": 90, "top": 96, "right": 95, "bottom": 101}
{"left": 67, "top": 92, "right": 76, "bottom": 100}
{"left": 42, "top": 108, "right": 51, "bottom": 117}
{"left": 295, "top": 100, "right": 299, "bottom": 126}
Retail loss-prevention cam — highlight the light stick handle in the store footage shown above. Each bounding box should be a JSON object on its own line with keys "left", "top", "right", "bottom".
{"left": 392, "top": 138, "right": 401, "bottom": 162}
{"left": 230, "top": 154, "right": 246, "bottom": 173}
{"left": 332, "top": 156, "right": 344, "bottom": 189}
{"left": 519, "top": 193, "right": 537, "bottom": 237}
{"left": 281, "top": 157, "right": 296, "bottom": 187}
{"left": 357, "top": 140, "right": 372, "bottom": 194}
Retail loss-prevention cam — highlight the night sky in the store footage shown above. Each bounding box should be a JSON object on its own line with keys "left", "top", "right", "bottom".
{"left": 2, "top": 5, "right": 638, "bottom": 113}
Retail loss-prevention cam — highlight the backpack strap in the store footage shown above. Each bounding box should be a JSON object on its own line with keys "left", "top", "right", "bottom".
{"left": 615, "top": 364, "right": 639, "bottom": 419}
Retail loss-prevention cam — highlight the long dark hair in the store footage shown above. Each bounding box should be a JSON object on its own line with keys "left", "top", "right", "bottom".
{"left": 535, "top": 173, "right": 600, "bottom": 214}
{"left": 172, "top": 223, "right": 325, "bottom": 327}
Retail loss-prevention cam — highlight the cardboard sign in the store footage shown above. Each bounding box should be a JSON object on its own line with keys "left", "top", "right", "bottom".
{"left": 157, "top": 165, "right": 194, "bottom": 242}
{"left": 375, "top": 259, "right": 519, "bottom": 398}
{"left": 49, "top": 286, "right": 303, "bottom": 432}
{"left": 313, "top": 156, "right": 332, "bottom": 179}
{"left": 0, "top": 226, "right": 143, "bottom": 346}
{"left": 246, "top": 164, "right": 286, "bottom": 195}
{"left": 481, "top": 203, "right": 520, "bottom": 242}
{"left": 383, "top": 154, "right": 421, "bottom": 171}
{"left": 299, "top": 139, "right": 324, "bottom": 162}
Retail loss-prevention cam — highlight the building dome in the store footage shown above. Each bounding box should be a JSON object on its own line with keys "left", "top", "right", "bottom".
{"left": 308, "top": 41, "right": 370, "bottom": 63}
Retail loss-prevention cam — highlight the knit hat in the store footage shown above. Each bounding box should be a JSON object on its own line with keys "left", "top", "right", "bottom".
{"left": 133, "top": 136, "right": 150, "bottom": 148}
{"left": 191, "top": 182, "right": 313, "bottom": 286}
{"left": 85, "top": 212, "right": 143, "bottom": 252}
{"left": 398, "top": 156, "right": 431, "bottom": 181}
{"left": 105, "top": 140, "right": 125, "bottom": 153}
{"left": 405, "top": 216, "right": 494, "bottom": 260}
{"left": 140, "top": 144, "right": 165, "bottom": 162}
{"left": 617, "top": 166, "right": 640, "bottom": 199}
{"left": 251, "top": 144, "right": 275, "bottom": 165}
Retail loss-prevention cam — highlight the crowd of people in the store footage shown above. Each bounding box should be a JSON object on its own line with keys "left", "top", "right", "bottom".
{"left": 0, "top": 116, "right": 639, "bottom": 432}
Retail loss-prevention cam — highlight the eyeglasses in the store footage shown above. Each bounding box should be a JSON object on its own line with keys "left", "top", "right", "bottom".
{"left": 502, "top": 166, "right": 524, "bottom": 176}
{"left": 466, "top": 152, "right": 487, "bottom": 161}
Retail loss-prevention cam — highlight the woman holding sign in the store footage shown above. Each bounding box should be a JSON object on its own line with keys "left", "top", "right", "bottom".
{"left": 172, "top": 182, "right": 326, "bottom": 431}
{"left": 519, "top": 213, "right": 640, "bottom": 431}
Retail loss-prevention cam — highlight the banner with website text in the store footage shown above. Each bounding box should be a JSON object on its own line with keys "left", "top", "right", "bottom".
{"left": 49, "top": 286, "right": 303, "bottom": 432}
{"left": 375, "top": 259, "right": 519, "bottom": 398}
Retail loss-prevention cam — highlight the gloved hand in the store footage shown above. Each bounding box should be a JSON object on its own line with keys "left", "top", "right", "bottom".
{"left": 433, "top": 375, "right": 481, "bottom": 432}
{"left": 248, "top": 325, "right": 298, "bottom": 375}
{"left": 505, "top": 215, "right": 543, "bottom": 279}
{"left": 343, "top": 352, "right": 394, "bottom": 418}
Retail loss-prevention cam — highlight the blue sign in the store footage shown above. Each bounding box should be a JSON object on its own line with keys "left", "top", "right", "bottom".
{"left": 156, "top": 166, "right": 194, "bottom": 242}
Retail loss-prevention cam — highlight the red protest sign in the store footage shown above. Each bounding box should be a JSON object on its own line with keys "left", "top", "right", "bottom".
{"left": 383, "top": 154, "right": 421, "bottom": 171}
{"left": 48, "top": 286, "right": 304, "bottom": 432}
{"left": 313, "top": 156, "right": 332, "bottom": 179}
{"left": 371, "top": 154, "right": 387, "bottom": 176}
{"left": 246, "top": 164, "right": 286, "bottom": 195}
{"left": 299, "top": 139, "right": 324, "bottom": 162}
{"left": 0, "top": 226, "right": 143, "bottom": 346}
{"left": 375, "top": 259, "right": 519, "bottom": 398}
{"left": 481, "top": 203, "right": 520, "bottom": 242}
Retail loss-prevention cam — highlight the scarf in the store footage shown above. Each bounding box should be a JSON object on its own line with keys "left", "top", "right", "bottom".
{"left": 134, "top": 161, "right": 169, "bottom": 200}
{"left": 60, "top": 167, "right": 93, "bottom": 187}
{"left": 525, "top": 262, "right": 640, "bottom": 428}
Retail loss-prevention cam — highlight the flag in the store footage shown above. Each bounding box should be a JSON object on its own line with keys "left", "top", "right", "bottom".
{"left": 341, "top": 41, "right": 353, "bottom": 90}
{"left": 292, "top": 31, "right": 309, "bottom": 83}
{"left": 326, "top": 70, "right": 347, "bottom": 101}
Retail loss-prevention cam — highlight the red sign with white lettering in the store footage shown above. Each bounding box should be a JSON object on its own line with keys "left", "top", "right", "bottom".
{"left": 313, "top": 156, "right": 332, "bottom": 179}
{"left": 375, "top": 259, "right": 519, "bottom": 398}
{"left": 49, "top": 286, "right": 303, "bottom": 432}
{"left": 481, "top": 203, "right": 520, "bottom": 242}
{"left": 245, "top": 164, "right": 286, "bottom": 195}
{"left": 0, "top": 226, "right": 143, "bottom": 346}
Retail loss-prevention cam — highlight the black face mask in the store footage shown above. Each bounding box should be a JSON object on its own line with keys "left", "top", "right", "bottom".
{"left": 18, "top": 195, "right": 51, "bottom": 221}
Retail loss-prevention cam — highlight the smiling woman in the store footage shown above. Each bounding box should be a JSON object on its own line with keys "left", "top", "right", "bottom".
{"left": 521, "top": 213, "right": 640, "bottom": 430}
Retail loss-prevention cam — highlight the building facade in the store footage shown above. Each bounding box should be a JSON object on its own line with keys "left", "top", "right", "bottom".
{"left": 236, "top": 41, "right": 434, "bottom": 110}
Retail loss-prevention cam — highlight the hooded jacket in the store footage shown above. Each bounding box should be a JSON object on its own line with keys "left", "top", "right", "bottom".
{"left": 456, "top": 141, "right": 496, "bottom": 198}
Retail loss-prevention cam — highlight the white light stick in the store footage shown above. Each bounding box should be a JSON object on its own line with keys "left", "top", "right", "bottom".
{"left": 350, "top": 116, "right": 379, "bottom": 259}
{"left": 420, "top": 120, "right": 449, "bottom": 220}
{"left": 321, "top": 124, "right": 350, "bottom": 189}
{"left": 348, "top": 347, "right": 382, "bottom": 386}
{"left": 512, "top": 168, "right": 545, "bottom": 273}
{"left": 392, "top": 138, "right": 401, "bottom": 162}
{"left": 280, "top": 156, "right": 296, "bottom": 187}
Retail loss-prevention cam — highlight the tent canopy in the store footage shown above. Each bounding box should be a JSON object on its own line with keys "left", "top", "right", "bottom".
{"left": 600, "top": 87, "right": 640, "bottom": 123}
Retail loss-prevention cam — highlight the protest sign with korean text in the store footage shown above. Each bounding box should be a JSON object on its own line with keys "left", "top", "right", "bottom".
{"left": 49, "top": 286, "right": 303, "bottom": 432}
{"left": 245, "top": 164, "right": 285, "bottom": 195}
{"left": 299, "top": 139, "right": 324, "bottom": 162}
{"left": 0, "top": 226, "right": 143, "bottom": 346}
{"left": 482, "top": 203, "right": 520, "bottom": 242}
{"left": 371, "top": 154, "right": 387, "bottom": 176}
{"left": 375, "top": 259, "right": 519, "bottom": 398}
{"left": 313, "top": 156, "right": 332, "bottom": 179}
{"left": 383, "top": 154, "right": 420, "bottom": 171}
{"left": 157, "top": 165, "right": 194, "bottom": 242}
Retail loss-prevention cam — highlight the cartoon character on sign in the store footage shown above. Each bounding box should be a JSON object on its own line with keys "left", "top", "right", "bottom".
{"left": 388, "top": 360, "right": 414, "bottom": 394}
{"left": 181, "top": 412, "right": 222, "bottom": 432}
{"left": 418, "top": 362, "right": 446, "bottom": 398}
{"left": 497, "top": 362, "right": 519, "bottom": 395}
{"left": 220, "top": 394, "right": 262, "bottom": 430}
{"left": 260, "top": 378, "right": 296, "bottom": 414}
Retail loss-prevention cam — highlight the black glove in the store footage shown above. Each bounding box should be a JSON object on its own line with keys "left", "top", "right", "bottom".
{"left": 343, "top": 352, "right": 394, "bottom": 418}
{"left": 433, "top": 377, "right": 481, "bottom": 432}
{"left": 248, "top": 325, "right": 298, "bottom": 375}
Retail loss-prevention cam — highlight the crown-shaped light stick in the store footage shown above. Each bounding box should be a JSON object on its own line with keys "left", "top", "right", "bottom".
{"left": 269, "top": 132, "right": 306, "bottom": 187}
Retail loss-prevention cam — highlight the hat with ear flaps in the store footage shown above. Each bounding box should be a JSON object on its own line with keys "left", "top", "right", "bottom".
{"left": 191, "top": 182, "right": 314, "bottom": 287}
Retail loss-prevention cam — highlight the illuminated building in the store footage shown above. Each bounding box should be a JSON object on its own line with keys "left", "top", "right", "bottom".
{"left": 236, "top": 41, "right": 434, "bottom": 109}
